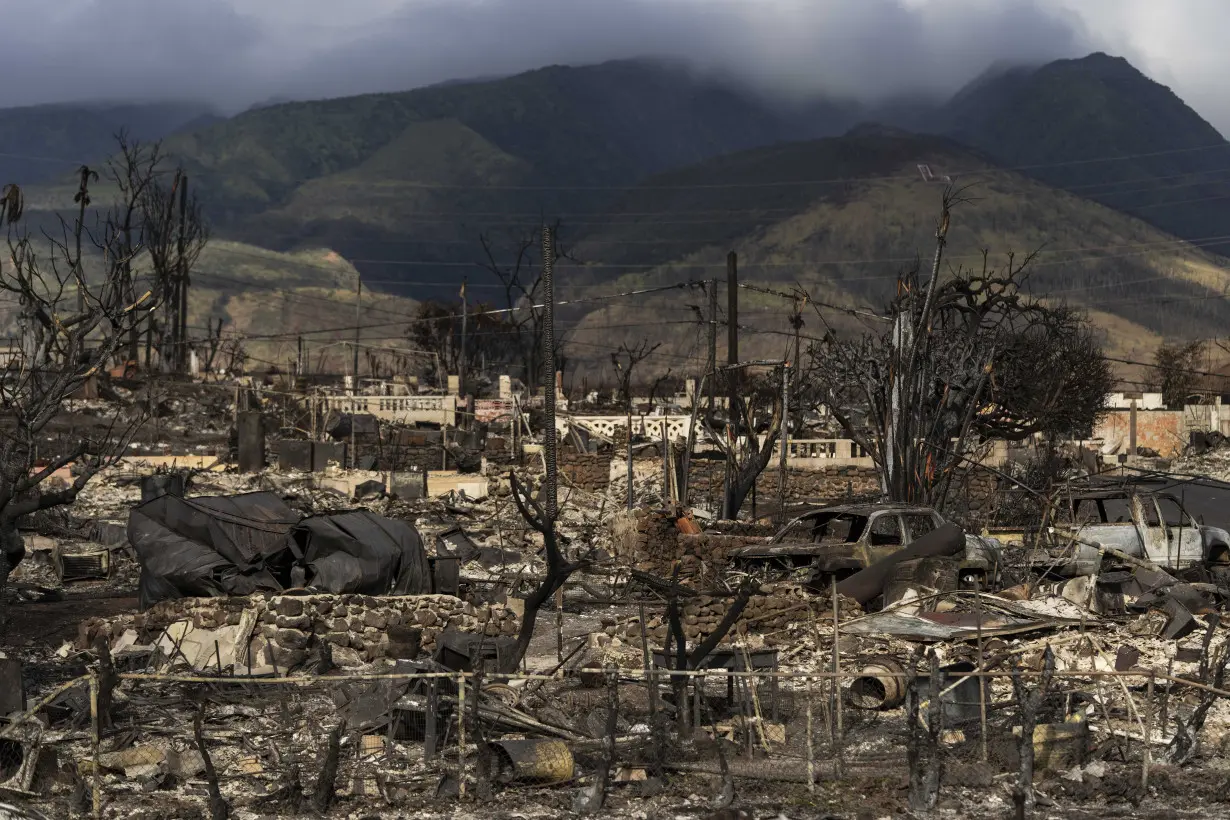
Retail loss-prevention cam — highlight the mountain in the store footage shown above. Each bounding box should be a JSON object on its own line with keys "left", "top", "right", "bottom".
{"left": 0, "top": 101, "right": 222, "bottom": 187}
{"left": 14, "top": 53, "right": 1230, "bottom": 362}
{"left": 935, "top": 52, "right": 1230, "bottom": 255}
{"left": 122, "top": 59, "right": 866, "bottom": 293}
{"left": 555, "top": 129, "right": 1230, "bottom": 369}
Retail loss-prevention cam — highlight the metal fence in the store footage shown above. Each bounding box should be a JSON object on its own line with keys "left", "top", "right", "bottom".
{"left": 1, "top": 651, "right": 1207, "bottom": 818}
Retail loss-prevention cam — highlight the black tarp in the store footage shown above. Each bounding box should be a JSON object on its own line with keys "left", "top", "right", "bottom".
{"left": 130, "top": 491, "right": 432, "bottom": 609}
{"left": 290, "top": 510, "right": 432, "bottom": 595}
{"left": 130, "top": 491, "right": 299, "bottom": 609}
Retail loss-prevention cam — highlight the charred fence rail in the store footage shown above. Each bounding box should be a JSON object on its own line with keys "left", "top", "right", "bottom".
{"left": 5, "top": 661, "right": 1230, "bottom": 817}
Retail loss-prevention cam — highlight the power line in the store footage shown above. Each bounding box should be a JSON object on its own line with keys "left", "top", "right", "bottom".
{"left": 13, "top": 138, "right": 1230, "bottom": 192}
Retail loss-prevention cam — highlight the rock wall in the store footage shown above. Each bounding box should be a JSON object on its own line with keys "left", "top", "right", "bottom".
{"left": 604, "top": 582, "right": 863, "bottom": 648}
{"left": 610, "top": 509, "right": 770, "bottom": 582}
{"left": 559, "top": 452, "right": 611, "bottom": 492}
{"left": 77, "top": 593, "right": 519, "bottom": 671}
{"left": 940, "top": 468, "right": 1004, "bottom": 530}
{"left": 686, "top": 461, "right": 881, "bottom": 508}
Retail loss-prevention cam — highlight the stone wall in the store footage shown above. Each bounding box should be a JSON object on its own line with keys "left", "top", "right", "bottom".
{"left": 610, "top": 509, "right": 770, "bottom": 582}
{"left": 604, "top": 582, "right": 863, "bottom": 648}
{"left": 686, "top": 460, "right": 881, "bottom": 508}
{"left": 559, "top": 452, "right": 611, "bottom": 492}
{"left": 77, "top": 593, "right": 518, "bottom": 672}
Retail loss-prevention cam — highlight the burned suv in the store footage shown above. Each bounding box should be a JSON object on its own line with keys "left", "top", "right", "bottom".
{"left": 729, "top": 503, "right": 1001, "bottom": 590}
{"left": 1027, "top": 489, "right": 1230, "bottom": 577}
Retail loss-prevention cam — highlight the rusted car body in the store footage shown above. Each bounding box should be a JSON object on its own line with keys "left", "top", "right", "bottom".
{"left": 729, "top": 504, "right": 1002, "bottom": 589}
{"left": 1029, "top": 489, "right": 1230, "bottom": 576}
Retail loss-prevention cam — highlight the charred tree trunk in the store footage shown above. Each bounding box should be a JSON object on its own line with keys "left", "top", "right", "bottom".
{"left": 500, "top": 471, "right": 580, "bottom": 673}
{"left": 311, "top": 723, "right": 345, "bottom": 814}
{"left": 1011, "top": 646, "right": 1055, "bottom": 815}
{"left": 194, "top": 701, "right": 230, "bottom": 820}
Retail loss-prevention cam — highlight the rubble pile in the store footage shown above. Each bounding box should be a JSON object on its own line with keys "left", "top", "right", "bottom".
{"left": 76, "top": 593, "right": 520, "bottom": 671}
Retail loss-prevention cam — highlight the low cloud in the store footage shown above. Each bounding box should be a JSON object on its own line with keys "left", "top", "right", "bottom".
{"left": 2, "top": 0, "right": 1224, "bottom": 136}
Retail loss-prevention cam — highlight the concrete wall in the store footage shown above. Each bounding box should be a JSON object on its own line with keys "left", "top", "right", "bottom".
{"left": 1093, "top": 409, "right": 1186, "bottom": 457}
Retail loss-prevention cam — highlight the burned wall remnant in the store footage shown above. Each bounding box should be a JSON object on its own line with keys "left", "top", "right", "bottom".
{"left": 685, "top": 460, "right": 882, "bottom": 507}
{"left": 611, "top": 510, "right": 773, "bottom": 582}
{"left": 559, "top": 452, "right": 610, "bottom": 492}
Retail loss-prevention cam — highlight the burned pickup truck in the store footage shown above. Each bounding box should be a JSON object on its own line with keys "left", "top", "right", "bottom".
{"left": 730, "top": 503, "right": 1002, "bottom": 591}
{"left": 1027, "top": 489, "right": 1230, "bottom": 577}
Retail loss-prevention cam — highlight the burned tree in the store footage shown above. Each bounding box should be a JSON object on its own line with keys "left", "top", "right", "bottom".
{"left": 407, "top": 299, "right": 518, "bottom": 386}
{"left": 101, "top": 133, "right": 208, "bottom": 371}
{"left": 477, "top": 221, "right": 571, "bottom": 389}
{"left": 1153, "top": 339, "right": 1206, "bottom": 409}
{"left": 0, "top": 153, "right": 174, "bottom": 630}
{"left": 610, "top": 340, "right": 660, "bottom": 407}
{"left": 802, "top": 189, "right": 1112, "bottom": 505}
{"left": 710, "top": 365, "right": 785, "bottom": 519}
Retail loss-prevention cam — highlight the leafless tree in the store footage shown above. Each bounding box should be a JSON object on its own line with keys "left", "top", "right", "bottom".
{"left": 501, "top": 471, "right": 585, "bottom": 673}
{"left": 1153, "top": 339, "right": 1207, "bottom": 408}
{"left": 0, "top": 152, "right": 172, "bottom": 630}
{"left": 801, "top": 189, "right": 1112, "bottom": 505}
{"left": 707, "top": 367, "right": 784, "bottom": 518}
{"left": 477, "top": 220, "right": 571, "bottom": 389}
{"left": 610, "top": 340, "right": 661, "bottom": 407}
{"left": 101, "top": 132, "right": 208, "bottom": 370}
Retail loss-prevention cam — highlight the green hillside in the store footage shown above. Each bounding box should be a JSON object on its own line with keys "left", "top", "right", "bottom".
{"left": 936, "top": 52, "right": 1230, "bottom": 255}
{"left": 557, "top": 130, "right": 1230, "bottom": 370}
{"left": 0, "top": 100, "right": 220, "bottom": 186}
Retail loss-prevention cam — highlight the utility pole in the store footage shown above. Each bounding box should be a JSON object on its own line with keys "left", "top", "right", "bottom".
{"left": 352, "top": 273, "right": 362, "bottom": 389}
{"left": 707, "top": 278, "right": 717, "bottom": 412}
{"left": 778, "top": 362, "right": 790, "bottom": 525}
{"left": 726, "top": 252, "right": 738, "bottom": 370}
{"left": 541, "top": 225, "right": 559, "bottom": 521}
{"left": 724, "top": 252, "right": 738, "bottom": 521}
{"left": 177, "top": 176, "right": 189, "bottom": 373}
{"left": 459, "top": 278, "right": 468, "bottom": 401}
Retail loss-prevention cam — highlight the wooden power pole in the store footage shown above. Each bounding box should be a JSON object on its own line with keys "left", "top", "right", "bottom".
{"left": 177, "top": 176, "right": 189, "bottom": 372}
{"left": 723, "top": 251, "right": 739, "bottom": 520}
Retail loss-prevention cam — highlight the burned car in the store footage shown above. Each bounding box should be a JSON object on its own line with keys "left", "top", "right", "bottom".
{"left": 730, "top": 504, "right": 1001, "bottom": 590}
{"left": 1028, "top": 489, "right": 1230, "bottom": 577}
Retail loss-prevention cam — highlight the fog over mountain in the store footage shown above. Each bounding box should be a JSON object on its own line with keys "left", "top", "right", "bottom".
{"left": 0, "top": 0, "right": 1225, "bottom": 132}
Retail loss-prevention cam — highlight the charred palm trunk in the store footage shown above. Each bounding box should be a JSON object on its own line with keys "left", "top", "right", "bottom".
{"left": 0, "top": 522, "right": 24, "bottom": 639}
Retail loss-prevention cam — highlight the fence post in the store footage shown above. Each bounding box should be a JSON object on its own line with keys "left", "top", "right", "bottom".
{"left": 1143, "top": 673, "right": 1154, "bottom": 789}
{"left": 458, "top": 673, "right": 467, "bottom": 800}
{"left": 89, "top": 673, "right": 102, "bottom": 819}
{"left": 831, "top": 577, "right": 844, "bottom": 776}
{"left": 806, "top": 679, "right": 815, "bottom": 792}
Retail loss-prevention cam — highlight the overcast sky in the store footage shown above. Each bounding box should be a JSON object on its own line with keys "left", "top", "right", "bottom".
{"left": 0, "top": 0, "right": 1226, "bottom": 134}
